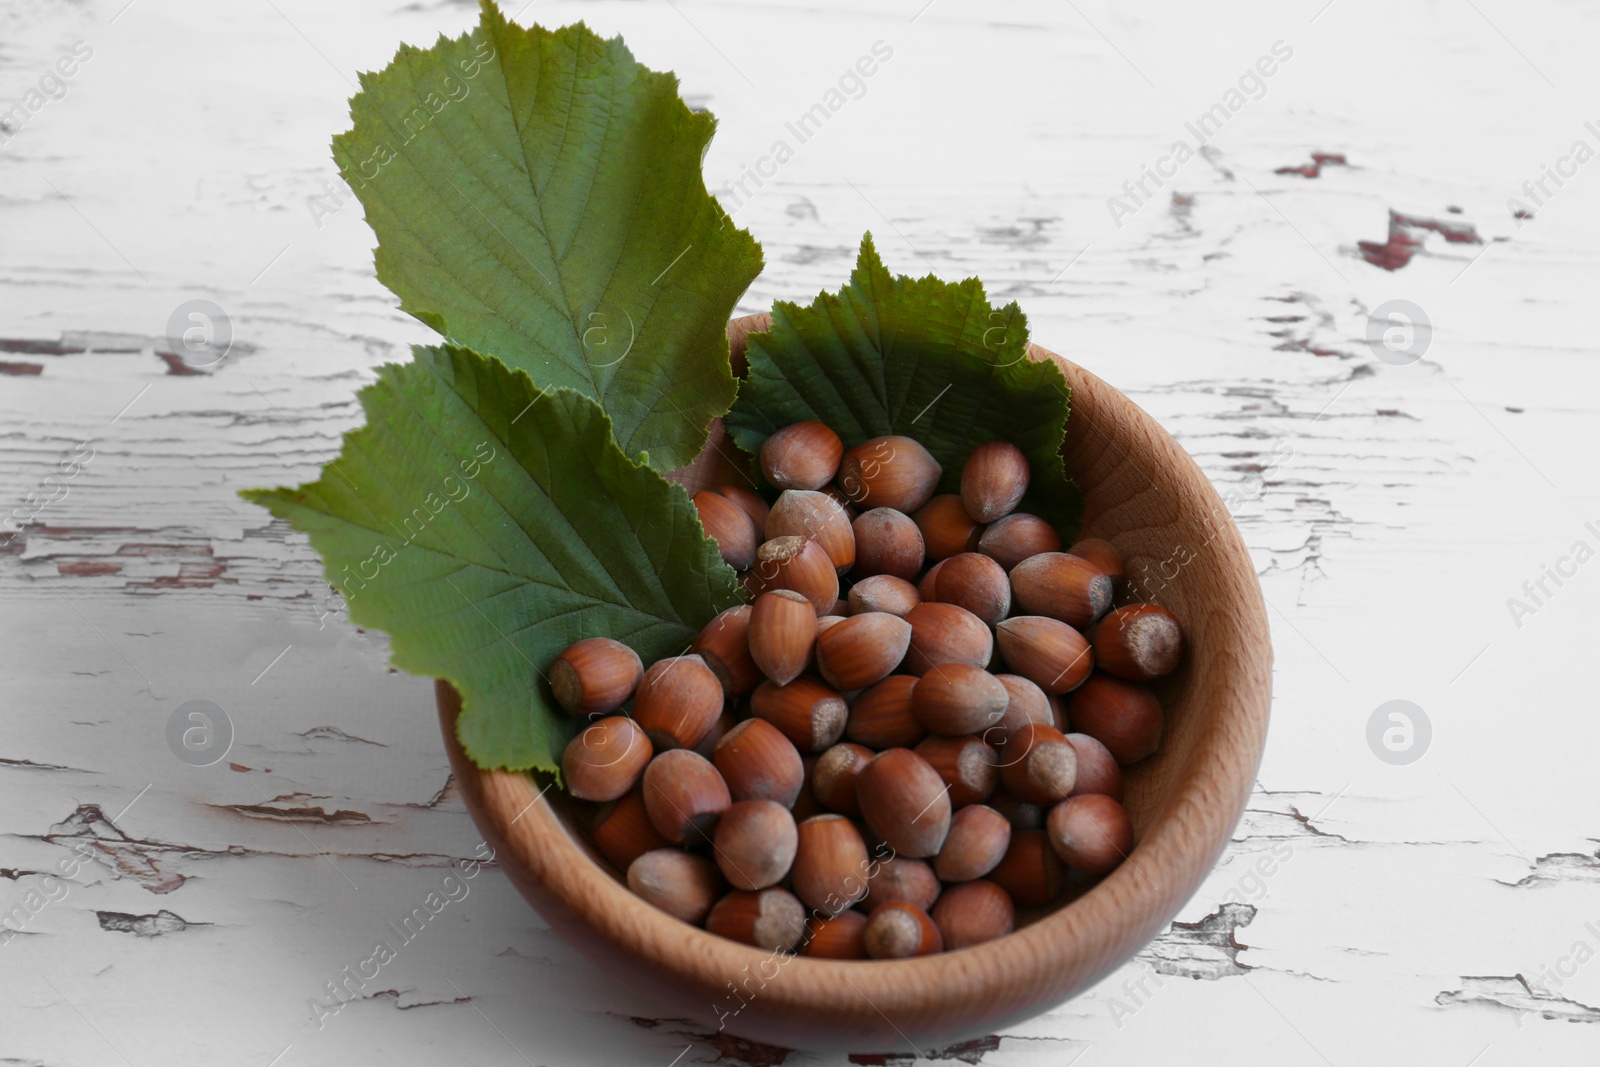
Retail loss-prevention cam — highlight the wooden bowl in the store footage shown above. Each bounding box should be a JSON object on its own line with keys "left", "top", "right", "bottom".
{"left": 436, "top": 314, "right": 1271, "bottom": 1052}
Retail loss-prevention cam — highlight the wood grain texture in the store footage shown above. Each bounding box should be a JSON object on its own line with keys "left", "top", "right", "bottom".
{"left": 436, "top": 315, "right": 1272, "bottom": 1051}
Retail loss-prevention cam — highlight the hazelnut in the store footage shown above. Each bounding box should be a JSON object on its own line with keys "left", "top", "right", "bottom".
{"left": 1046, "top": 794, "right": 1134, "bottom": 877}
{"left": 988, "top": 785, "right": 1045, "bottom": 831}
{"left": 814, "top": 612, "right": 913, "bottom": 691}
{"left": 713, "top": 799, "right": 798, "bottom": 889}
{"left": 863, "top": 901, "right": 943, "bottom": 958}
{"left": 837, "top": 435, "right": 943, "bottom": 512}
{"left": 760, "top": 421, "right": 844, "bottom": 491}
{"left": 708, "top": 483, "right": 770, "bottom": 533}
{"left": 960, "top": 441, "right": 1030, "bottom": 523}
{"left": 692, "top": 605, "right": 762, "bottom": 698}
{"left": 561, "top": 715, "right": 653, "bottom": 802}
{"left": 856, "top": 748, "right": 952, "bottom": 858}
{"left": 641, "top": 749, "right": 732, "bottom": 844}
{"left": 1009, "top": 552, "right": 1113, "bottom": 629}
{"left": 1065, "top": 674, "right": 1163, "bottom": 764}
{"left": 791, "top": 813, "right": 871, "bottom": 915}
{"left": 995, "top": 616, "right": 1092, "bottom": 694}
{"left": 998, "top": 722, "right": 1078, "bottom": 806}
{"left": 932, "top": 552, "right": 1012, "bottom": 627}
{"left": 591, "top": 789, "right": 668, "bottom": 871}
{"left": 712, "top": 717, "right": 805, "bottom": 807}
{"left": 626, "top": 849, "right": 723, "bottom": 924}
{"left": 1067, "top": 537, "right": 1124, "bottom": 581}
{"left": 862, "top": 856, "right": 941, "bottom": 912}
{"left": 745, "top": 536, "right": 839, "bottom": 615}
{"left": 911, "top": 663, "right": 1009, "bottom": 737}
{"left": 903, "top": 602, "right": 994, "bottom": 675}
{"left": 933, "top": 804, "right": 1011, "bottom": 882}
{"left": 748, "top": 589, "right": 818, "bottom": 686}
{"left": 812, "top": 742, "right": 875, "bottom": 816}
{"left": 1065, "top": 732, "right": 1126, "bottom": 801}
{"left": 914, "top": 734, "right": 999, "bottom": 808}
{"left": 692, "top": 489, "right": 760, "bottom": 571}
{"left": 802, "top": 910, "right": 868, "bottom": 959}
{"left": 1092, "top": 604, "right": 1183, "bottom": 681}
{"left": 550, "top": 638, "right": 643, "bottom": 717}
{"left": 846, "top": 674, "right": 926, "bottom": 749}
{"left": 767, "top": 489, "right": 856, "bottom": 573}
{"left": 930, "top": 879, "right": 1015, "bottom": 949}
{"left": 792, "top": 753, "right": 825, "bottom": 822}
{"left": 706, "top": 887, "right": 808, "bottom": 951}
{"left": 992, "top": 673, "right": 1054, "bottom": 742}
{"left": 988, "top": 828, "right": 1064, "bottom": 907}
{"left": 912, "top": 494, "right": 983, "bottom": 562}
{"left": 851, "top": 507, "right": 925, "bottom": 582}
{"left": 917, "top": 559, "right": 945, "bottom": 601}
{"left": 846, "top": 574, "right": 921, "bottom": 618}
{"left": 977, "top": 513, "right": 1061, "bottom": 571}
{"left": 751, "top": 677, "right": 848, "bottom": 752}
{"left": 633, "top": 654, "right": 725, "bottom": 751}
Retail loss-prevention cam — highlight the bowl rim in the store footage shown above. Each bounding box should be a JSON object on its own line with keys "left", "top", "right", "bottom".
{"left": 435, "top": 313, "right": 1272, "bottom": 1046}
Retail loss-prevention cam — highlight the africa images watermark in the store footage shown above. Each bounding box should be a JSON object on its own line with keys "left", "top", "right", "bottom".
{"left": 1505, "top": 517, "right": 1600, "bottom": 628}
{"left": 0, "top": 840, "right": 98, "bottom": 948}
{"left": 0, "top": 41, "right": 94, "bottom": 145}
{"left": 1505, "top": 117, "right": 1600, "bottom": 226}
{"left": 714, "top": 41, "right": 895, "bottom": 220}
{"left": 1106, "top": 39, "right": 1295, "bottom": 228}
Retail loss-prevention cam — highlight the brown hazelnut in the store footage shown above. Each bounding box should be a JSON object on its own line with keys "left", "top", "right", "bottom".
{"left": 627, "top": 849, "right": 722, "bottom": 924}
{"left": 1046, "top": 794, "right": 1134, "bottom": 876}
{"left": 930, "top": 879, "right": 1015, "bottom": 949}
{"left": 591, "top": 789, "right": 668, "bottom": 871}
{"left": 1067, "top": 537, "right": 1124, "bottom": 581}
{"left": 561, "top": 715, "right": 652, "bottom": 802}
{"left": 1092, "top": 604, "right": 1183, "bottom": 680}
{"left": 960, "top": 441, "right": 1030, "bottom": 523}
{"left": 1065, "top": 674, "right": 1163, "bottom": 764}
{"left": 837, "top": 435, "right": 943, "bottom": 512}
{"left": 988, "top": 785, "right": 1045, "bottom": 831}
{"left": 992, "top": 673, "right": 1054, "bottom": 742}
{"left": 912, "top": 494, "right": 983, "bottom": 562}
{"left": 851, "top": 507, "right": 925, "bottom": 582}
{"left": 744, "top": 536, "right": 839, "bottom": 615}
{"left": 550, "top": 637, "right": 643, "bottom": 717}
{"left": 1009, "top": 552, "right": 1113, "bottom": 629}
{"left": 760, "top": 421, "right": 844, "bottom": 491}
{"left": 846, "top": 574, "right": 921, "bottom": 618}
{"left": 863, "top": 901, "right": 943, "bottom": 958}
{"left": 931, "top": 551, "right": 1012, "bottom": 627}
{"left": 692, "top": 605, "right": 763, "bottom": 698}
{"left": 633, "top": 654, "right": 725, "bottom": 751}
{"left": 977, "top": 513, "right": 1061, "bottom": 571}
{"left": 641, "top": 749, "right": 731, "bottom": 844}
{"left": 917, "top": 559, "right": 945, "bottom": 601}
{"left": 856, "top": 748, "right": 952, "bottom": 858}
{"left": 914, "top": 734, "right": 999, "bottom": 807}
{"left": 693, "top": 489, "right": 760, "bottom": 571}
{"left": 933, "top": 804, "right": 1011, "bottom": 882}
{"left": 706, "top": 887, "right": 808, "bottom": 951}
{"left": 814, "top": 611, "right": 912, "bottom": 691}
{"left": 751, "top": 677, "right": 848, "bottom": 752}
{"left": 862, "top": 856, "right": 941, "bottom": 912}
{"left": 995, "top": 616, "right": 1092, "bottom": 694}
{"left": 903, "top": 602, "right": 994, "bottom": 675}
{"left": 748, "top": 589, "right": 818, "bottom": 686}
{"left": 1065, "top": 732, "right": 1126, "bottom": 801}
{"left": 712, "top": 717, "right": 804, "bottom": 807}
{"left": 791, "top": 813, "right": 870, "bottom": 914}
{"left": 811, "top": 742, "right": 875, "bottom": 816}
{"left": 802, "top": 910, "right": 868, "bottom": 958}
{"left": 911, "top": 663, "right": 1009, "bottom": 737}
{"left": 846, "top": 674, "right": 926, "bottom": 749}
{"left": 713, "top": 799, "right": 798, "bottom": 889}
{"left": 998, "top": 722, "right": 1078, "bottom": 806}
{"left": 988, "top": 828, "right": 1064, "bottom": 907}
{"left": 767, "top": 489, "right": 856, "bottom": 572}
{"left": 708, "top": 483, "right": 770, "bottom": 533}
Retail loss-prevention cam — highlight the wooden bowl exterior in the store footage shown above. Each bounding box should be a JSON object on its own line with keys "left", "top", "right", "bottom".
{"left": 436, "top": 314, "right": 1272, "bottom": 1052}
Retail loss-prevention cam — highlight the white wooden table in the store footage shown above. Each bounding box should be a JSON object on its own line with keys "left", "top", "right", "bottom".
{"left": 3, "top": 0, "right": 1597, "bottom": 1063}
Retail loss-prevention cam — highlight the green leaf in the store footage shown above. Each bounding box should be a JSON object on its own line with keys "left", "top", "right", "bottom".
{"left": 242, "top": 346, "right": 744, "bottom": 772}
{"left": 333, "top": 2, "right": 762, "bottom": 470}
{"left": 726, "top": 234, "right": 1081, "bottom": 533}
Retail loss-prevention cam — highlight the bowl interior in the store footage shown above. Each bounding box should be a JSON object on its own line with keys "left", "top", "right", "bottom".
{"left": 436, "top": 314, "right": 1271, "bottom": 1051}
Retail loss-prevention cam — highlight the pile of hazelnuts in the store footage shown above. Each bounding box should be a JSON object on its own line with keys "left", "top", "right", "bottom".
{"left": 548, "top": 421, "right": 1183, "bottom": 960}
